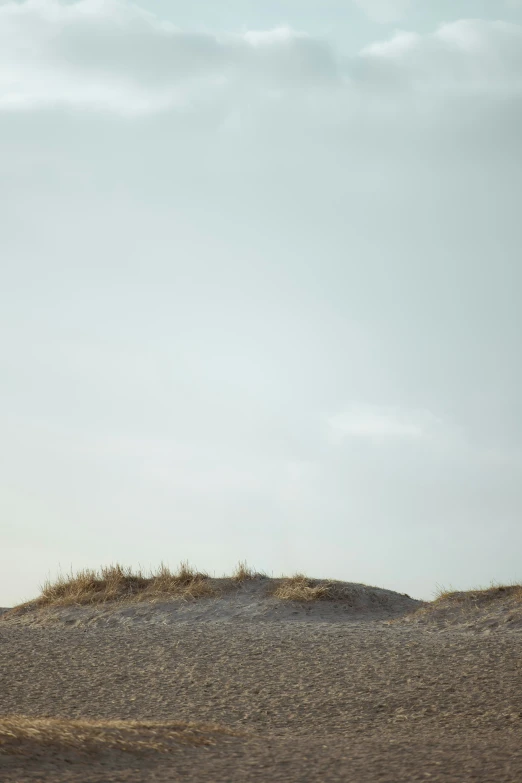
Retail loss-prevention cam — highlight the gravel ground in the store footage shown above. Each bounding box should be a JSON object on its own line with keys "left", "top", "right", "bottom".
{"left": 1, "top": 620, "right": 522, "bottom": 781}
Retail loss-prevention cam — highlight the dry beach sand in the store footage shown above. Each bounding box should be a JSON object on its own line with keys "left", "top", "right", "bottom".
{"left": 1, "top": 573, "right": 522, "bottom": 782}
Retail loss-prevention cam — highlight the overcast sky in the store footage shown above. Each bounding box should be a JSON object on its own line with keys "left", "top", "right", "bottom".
{"left": 1, "top": 0, "right": 522, "bottom": 605}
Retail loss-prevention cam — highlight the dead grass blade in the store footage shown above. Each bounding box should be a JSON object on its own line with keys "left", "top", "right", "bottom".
{"left": 0, "top": 717, "right": 240, "bottom": 757}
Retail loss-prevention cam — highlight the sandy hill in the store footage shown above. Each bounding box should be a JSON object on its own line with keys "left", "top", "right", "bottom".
{"left": 397, "top": 584, "right": 522, "bottom": 633}
{"left": 2, "top": 569, "right": 420, "bottom": 628}
{"left": 3, "top": 566, "right": 521, "bottom": 633}
{"left": 2, "top": 566, "right": 522, "bottom": 782}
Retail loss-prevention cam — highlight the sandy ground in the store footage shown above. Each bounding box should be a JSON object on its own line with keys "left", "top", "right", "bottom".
{"left": 1, "top": 581, "right": 522, "bottom": 782}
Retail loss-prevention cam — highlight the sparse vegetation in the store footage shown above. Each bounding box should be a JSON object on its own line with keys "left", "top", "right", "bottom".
{"left": 34, "top": 562, "right": 217, "bottom": 607}
{"left": 231, "top": 561, "right": 257, "bottom": 582}
{"left": 432, "top": 583, "right": 522, "bottom": 605}
{"left": 0, "top": 717, "right": 239, "bottom": 756}
{"left": 270, "top": 574, "right": 357, "bottom": 602}
{"left": 28, "top": 561, "right": 269, "bottom": 608}
{"left": 433, "top": 583, "right": 457, "bottom": 601}
{"left": 399, "top": 582, "right": 522, "bottom": 631}
{"left": 8, "top": 567, "right": 522, "bottom": 631}
{"left": 15, "top": 562, "right": 504, "bottom": 618}
{"left": 2, "top": 564, "right": 417, "bottom": 616}
{"left": 231, "top": 561, "right": 267, "bottom": 582}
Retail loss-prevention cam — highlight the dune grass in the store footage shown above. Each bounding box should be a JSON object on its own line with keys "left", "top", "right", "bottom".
{"left": 433, "top": 583, "right": 522, "bottom": 604}
{"left": 3, "top": 563, "right": 418, "bottom": 614}
{"left": 398, "top": 581, "right": 522, "bottom": 629}
{"left": 270, "top": 574, "right": 356, "bottom": 602}
{"left": 35, "top": 562, "right": 217, "bottom": 607}
{"left": 0, "top": 717, "right": 239, "bottom": 756}
{"left": 231, "top": 561, "right": 260, "bottom": 583}
{"left": 7, "top": 563, "right": 365, "bottom": 611}
{"left": 3, "top": 562, "right": 452, "bottom": 614}
{"left": 7, "top": 559, "right": 520, "bottom": 614}
{"left": 13, "top": 560, "right": 266, "bottom": 610}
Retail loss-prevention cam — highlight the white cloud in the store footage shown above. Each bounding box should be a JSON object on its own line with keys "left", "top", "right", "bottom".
{"left": 328, "top": 405, "right": 445, "bottom": 442}
{"left": 361, "top": 19, "right": 522, "bottom": 94}
{"left": 0, "top": 0, "right": 337, "bottom": 115}
{"left": 1, "top": 2, "right": 522, "bottom": 116}
{"left": 361, "top": 30, "right": 420, "bottom": 58}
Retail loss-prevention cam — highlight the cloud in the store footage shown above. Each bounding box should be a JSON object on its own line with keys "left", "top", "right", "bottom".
{"left": 353, "top": 0, "right": 414, "bottom": 24}
{"left": 360, "top": 20, "right": 522, "bottom": 94}
{"left": 2, "top": 3, "right": 522, "bottom": 604}
{"left": 0, "top": 0, "right": 337, "bottom": 115}
{"left": 327, "top": 405, "right": 445, "bottom": 443}
{"left": 1, "top": 2, "right": 522, "bottom": 117}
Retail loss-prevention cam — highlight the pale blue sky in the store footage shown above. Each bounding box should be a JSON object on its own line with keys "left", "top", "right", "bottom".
{"left": 1, "top": 0, "right": 522, "bottom": 605}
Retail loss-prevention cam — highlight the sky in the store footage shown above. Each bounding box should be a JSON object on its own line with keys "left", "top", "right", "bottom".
{"left": 1, "top": 0, "right": 522, "bottom": 605}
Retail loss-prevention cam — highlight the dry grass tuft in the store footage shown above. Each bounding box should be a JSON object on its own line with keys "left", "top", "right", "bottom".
{"left": 231, "top": 561, "right": 257, "bottom": 583}
{"left": 399, "top": 582, "right": 522, "bottom": 630}
{"left": 271, "top": 574, "right": 354, "bottom": 602}
{"left": 34, "top": 562, "right": 217, "bottom": 608}
{"left": 433, "top": 583, "right": 522, "bottom": 605}
{"left": 433, "top": 583, "right": 457, "bottom": 601}
{"left": 0, "top": 717, "right": 239, "bottom": 757}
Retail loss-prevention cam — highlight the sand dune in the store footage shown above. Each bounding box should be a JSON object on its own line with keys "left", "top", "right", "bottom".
{"left": 397, "top": 584, "right": 522, "bottom": 632}
{"left": 1, "top": 575, "right": 521, "bottom": 782}
{"left": 3, "top": 575, "right": 421, "bottom": 627}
